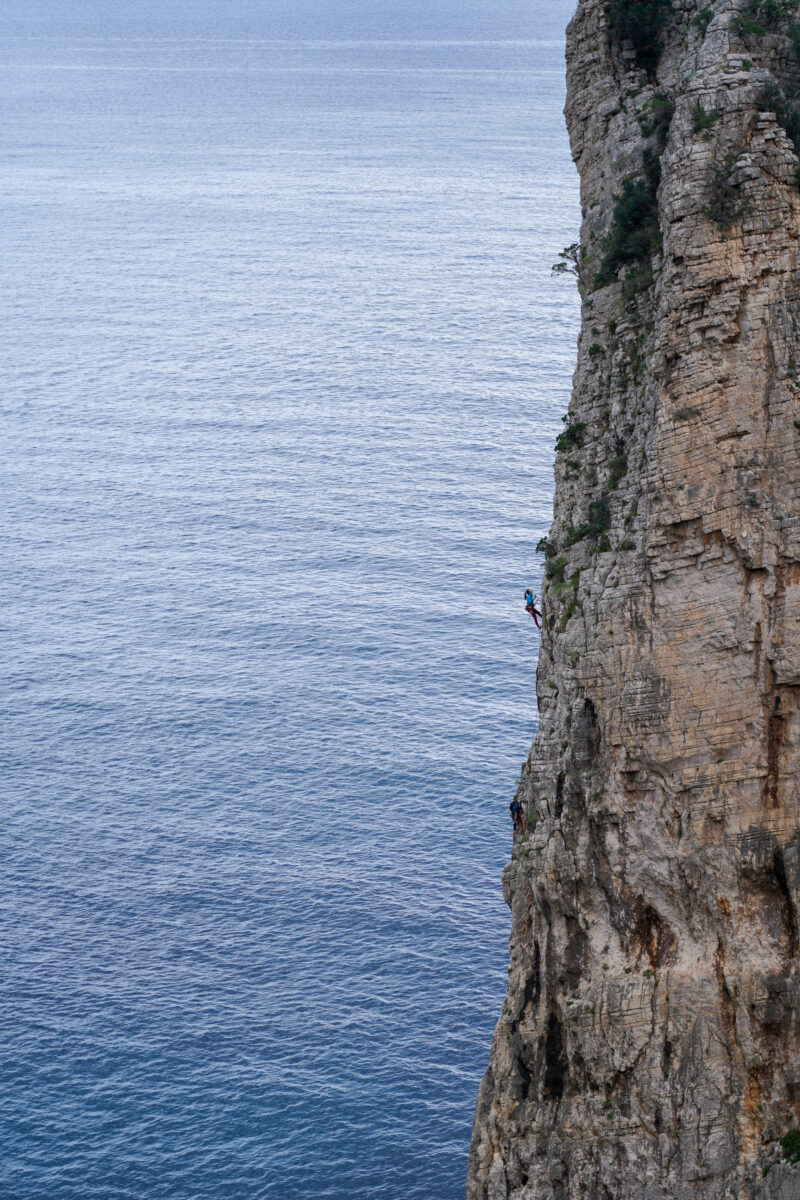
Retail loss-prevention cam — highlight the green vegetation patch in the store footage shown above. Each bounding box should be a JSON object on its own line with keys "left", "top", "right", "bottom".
{"left": 759, "top": 81, "right": 800, "bottom": 182}
{"left": 566, "top": 495, "right": 612, "bottom": 552}
{"left": 555, "top": 569, "right": 582, "bottom": 630}
{"left": 555, "top": 417, "right": 587, "bottom": 453}
{"left": 691, "top": 7, "right": 713, "bottom": 35}
{"left": 546, "top": 555, "right": 567, "bottom": 584}
{"left": 608, "top": 451, "right": 628, "bottom": 488}
{"left": 551, "top": 242, "right": 582, "bottom": 277}
{"left": 607, "top": 0, "right": 675, "bottom": 76}
{"left": 692, "top": 102, "right": 721, "bottom": 133}
{"left": 594, "top": 151, "right": 662, "bottom": 294}
{"left": 781, "top": 1129, "right": 800, "bottom": 1163}
{"left": 733, "top": 0, "right": 798, "bottom": 36}
{"left": 704, "top": 149, "right": 752, "bottom": 227}
{"left": 586, "top": 496, "right": 612, "bottom": 545}
{"left": 637, "top": 92, "right": 674, "bottom": 149}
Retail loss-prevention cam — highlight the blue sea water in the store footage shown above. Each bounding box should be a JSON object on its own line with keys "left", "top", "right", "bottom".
{"left": 0, "top": 3, "right": 580, "bottom": 1197}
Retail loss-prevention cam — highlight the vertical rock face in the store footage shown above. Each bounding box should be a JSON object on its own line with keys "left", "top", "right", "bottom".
{"left": 467, "top": 1, "right": 800, "bottom": 1196}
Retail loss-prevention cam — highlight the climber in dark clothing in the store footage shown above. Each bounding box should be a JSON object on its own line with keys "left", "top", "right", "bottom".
{"left": 524, "top": 589, "right": 542, "bottom": 629}
{"left": 510, "top": 799, "right": 524, "bottom": 836}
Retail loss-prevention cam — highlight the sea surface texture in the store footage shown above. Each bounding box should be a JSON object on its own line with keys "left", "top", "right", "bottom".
{"left": 0, "top": 3, "right": 579, "bottom": 1197}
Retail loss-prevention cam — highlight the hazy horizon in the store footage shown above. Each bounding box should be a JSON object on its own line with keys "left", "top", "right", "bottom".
{"left": 0, "top": 0, "right": 574, "bottom": 42}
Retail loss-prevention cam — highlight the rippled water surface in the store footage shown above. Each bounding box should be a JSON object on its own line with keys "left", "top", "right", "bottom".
{"left": 1, "top": 3, "right": 580, "bottom": 1196}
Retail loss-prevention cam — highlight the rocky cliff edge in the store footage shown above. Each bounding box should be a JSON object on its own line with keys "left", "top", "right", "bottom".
{"left": 467, "top": 0, "right": 800, "bottom": 1195}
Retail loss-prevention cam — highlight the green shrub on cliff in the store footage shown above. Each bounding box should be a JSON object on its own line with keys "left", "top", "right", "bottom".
{"left": 692, "top": 103, "right": 720, "bottom": 133}
{"left": 555, "top": 417, "right": 587, "bottom": 453}
{"left": 733, "top": 0, "right": 798, "bottom": 36}
{"left": 551, "top": 242, "right": 582, "bottom": 277}
{"left": 594, "top": 150, "right": 662, "bottom": 293}
{"left": 546, "top": 555, "right": 567, "bottom": 584}
{"left": 705, "top": 150, "right": 751, "bottom": 227}
{"left": 781, "top": 1129, "right": 800, "bottom": 1163}
{"left": 691, "top": 7, "right": 713, "bottom": 35}
{"left": 566, "top": 496, "right": 612, "bottom": 551}
{"left": 758, "top": 81, "right": 800, "bottom": 183}
{"left": 637, "top": 92, "right": 674, "bottom": 150}
{"left": 607, "top": 0, "right": 674, "bottom": 76}
{"left": 607, "top": 452, "right": 628, "bottom": 488}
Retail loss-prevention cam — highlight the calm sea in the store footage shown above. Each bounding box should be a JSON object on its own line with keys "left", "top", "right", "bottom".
{"left": 0, "top": 3, "right": 579, "bottom": 1196}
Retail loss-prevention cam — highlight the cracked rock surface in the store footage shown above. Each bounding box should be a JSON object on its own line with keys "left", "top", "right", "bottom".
{"left": 467, "top": 0, "right": 800, "bottom": 1196}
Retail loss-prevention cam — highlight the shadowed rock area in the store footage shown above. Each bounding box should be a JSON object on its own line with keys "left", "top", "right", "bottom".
{"left": 467, "top": 0, "right": 800, "bottom": 1195}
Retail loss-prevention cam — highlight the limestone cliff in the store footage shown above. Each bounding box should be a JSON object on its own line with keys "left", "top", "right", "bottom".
{"left": 467, "top": 0, "right": 800, "bottom": 1196}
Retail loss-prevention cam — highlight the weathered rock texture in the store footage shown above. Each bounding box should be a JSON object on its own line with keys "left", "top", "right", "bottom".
{"left": 467, "top": 1, "right": 800, "bottom": 1196}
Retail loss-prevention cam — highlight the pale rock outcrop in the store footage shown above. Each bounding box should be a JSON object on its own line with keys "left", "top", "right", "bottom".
{"left": 467, "top": 0, "right": 800, "bottom": 1195}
